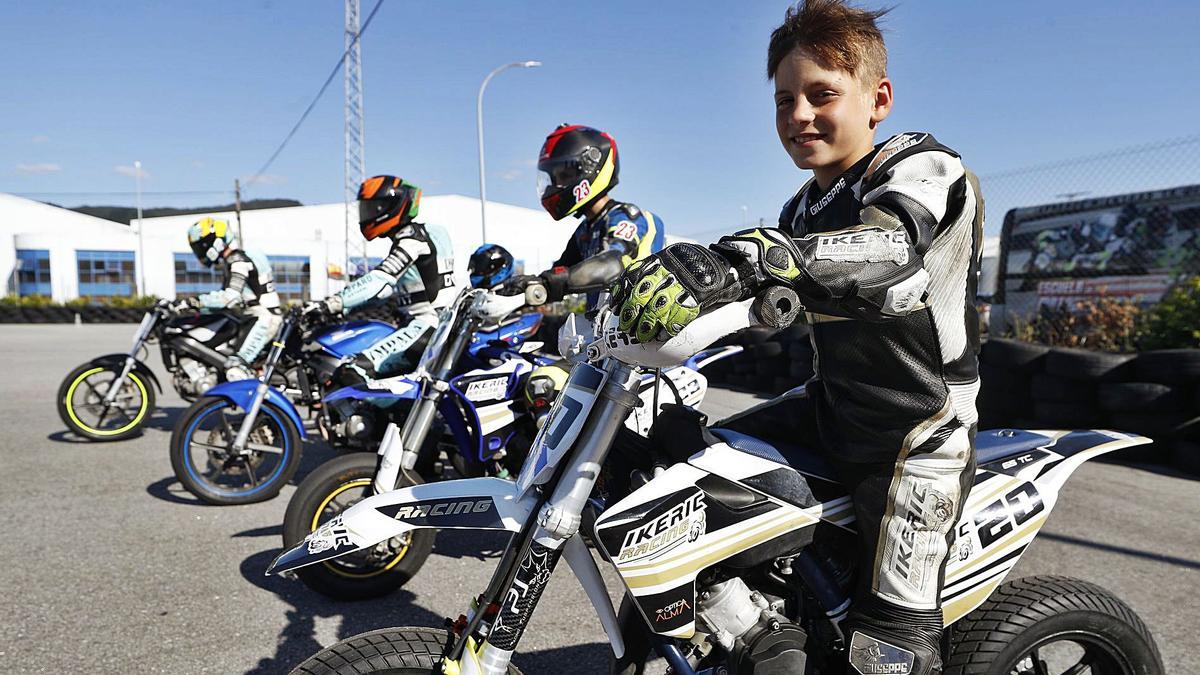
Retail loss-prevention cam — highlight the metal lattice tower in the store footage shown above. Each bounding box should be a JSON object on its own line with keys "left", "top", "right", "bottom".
{"left": 343, "top": 0, "right": 367, "bottom": 282}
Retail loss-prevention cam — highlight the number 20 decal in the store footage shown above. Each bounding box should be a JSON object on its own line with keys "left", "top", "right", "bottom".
{"left": 970, "top": 482, "right": 1044, "bottom": 549}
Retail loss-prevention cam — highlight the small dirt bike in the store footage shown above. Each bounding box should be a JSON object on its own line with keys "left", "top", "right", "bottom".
{"left": 168, "top": 306, "right": 396, "bottom": 505}
{"left": 282, "top": 286, "right": 727, "bottom": 600}
{"left": 57, "top": 299, "right": 256, "bottom": 441}
{"left": 270, "top": 287, "right": 1161, "bottom": 675}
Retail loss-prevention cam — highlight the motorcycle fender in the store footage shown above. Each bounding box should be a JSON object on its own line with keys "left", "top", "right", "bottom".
{"left": 267, "top": 477, "right": 537, "bottom": 575}
{"left": 205, "top": 380, "right": 307, "bottom": 439}
{"left": 90, "top": 353, "right": 163, "bottom": 393}
{"left": 564, "top": 533, "right": 626, "bottom": 659}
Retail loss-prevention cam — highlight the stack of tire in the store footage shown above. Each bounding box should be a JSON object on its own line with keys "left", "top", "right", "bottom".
{"left": 701, "top": 324, "right": 814, "bottom": 396}
{"left": 979, "top": 339, "right": 1200, "bottom": 475}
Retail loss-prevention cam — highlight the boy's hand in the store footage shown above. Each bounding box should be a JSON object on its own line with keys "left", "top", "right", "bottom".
{"left": 610, "top": 243, "right": 741, "bottom": 342}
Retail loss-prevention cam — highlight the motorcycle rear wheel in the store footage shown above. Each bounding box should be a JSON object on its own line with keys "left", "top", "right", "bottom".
{"left": 282, "top": 452, "right": 434, "bottom": 600}
{"left": 57, "top": 362, "right": 155, "bottom": 441}
{"left": 945, "top": 575, "right": 1163, "bottom": 675}
{"left": 289, "top": 627, "right": 522, "bottom": 674}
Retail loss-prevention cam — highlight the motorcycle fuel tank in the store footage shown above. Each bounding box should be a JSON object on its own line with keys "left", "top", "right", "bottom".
{"left": 312, "top": 320, "right": 396, "bottom": 358}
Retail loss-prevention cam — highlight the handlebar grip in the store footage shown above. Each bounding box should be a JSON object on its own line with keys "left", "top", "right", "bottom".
{"left": 525, "top": 283, "right": 548, "bottom": 307}
{"left": 752, "top": 286, "right": 802, "bottom": 329}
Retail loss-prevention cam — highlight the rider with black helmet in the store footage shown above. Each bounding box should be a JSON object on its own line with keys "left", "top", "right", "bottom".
{"left": 468, "top": 244, "right": 515, "bottom": 290}
{"left": 306, "top": 175, "right": 455, "bottom": 380}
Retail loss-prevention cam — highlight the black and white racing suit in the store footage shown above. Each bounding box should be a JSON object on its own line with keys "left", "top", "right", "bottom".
{"left": 329, "top": 222, "right": 455, "bottom": 379}
{"left": 726, "top": 133, "right": 984, "bottom": 674}
{"left": 196, "top": 249, "right": 282, "bottom": 367}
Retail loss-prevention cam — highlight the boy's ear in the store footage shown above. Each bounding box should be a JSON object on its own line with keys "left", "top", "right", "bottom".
{"left": 870, "top": 78, "right": 894, "bottom": 127}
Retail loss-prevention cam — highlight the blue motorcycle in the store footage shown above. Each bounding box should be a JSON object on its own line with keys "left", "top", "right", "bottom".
{"left": 168, "top": 306, "right": 396, "bottom": 505}
{"left": 279, "top": 287, "right": 723, "bottom": 599}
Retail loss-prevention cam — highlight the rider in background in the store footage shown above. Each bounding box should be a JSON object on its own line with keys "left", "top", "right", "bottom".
{"left": 306, "top": 176, "right": 455, "bottom": 381}
{"left": 186, "top": 217, "right": 281, "bottom": 381}
{"left": 520, "top": 124, "right": 667, "bottom": 415}
{"left": 612, "top": 2, "right": 984, "bottom": 673}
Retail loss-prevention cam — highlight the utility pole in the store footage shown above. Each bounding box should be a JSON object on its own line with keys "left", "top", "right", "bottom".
{"left": 344, "top": 0, "right": 366, "bottom": 282}
{"left": 234, "top": 178, "right": 244, "bottom": 248}
{"left": 135, "top": 160, "right": 146, "bottom": 297}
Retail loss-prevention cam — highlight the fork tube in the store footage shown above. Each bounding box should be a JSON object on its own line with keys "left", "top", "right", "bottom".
{"left": 231, "top": 316, "right": 294, "bottom": 453}
{"left": 103, "top": 311, "right": 156, "bottom": 404}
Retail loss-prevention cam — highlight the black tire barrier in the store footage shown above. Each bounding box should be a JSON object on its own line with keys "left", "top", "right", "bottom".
{"left": 1109, "top": 412, "right": 1200, "bottom": 439}
{"left": 1097, "top": 382, "right": 1187, "bottom": 413}
{"left": 1032, "top": 401, "right": 1103, "bottom": 428}
{"left": 1030, "top": 373, "right": 1097, "bottom": 404}
{"left": 1169, "top": 439, "right": 1200, "bottom": 476}
{"left": 1134, "top": 349, "right": 1200, "bottom": 386}
{"left": 1044, "top": 346, "right": 1134, "bottom": 382}
{"left": 980, "top": 338, "right": 1050, "bottom": 375}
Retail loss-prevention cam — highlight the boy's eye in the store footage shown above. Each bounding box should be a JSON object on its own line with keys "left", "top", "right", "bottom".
{"left": 774, "top": 97, "right": 792, "bottom": 109}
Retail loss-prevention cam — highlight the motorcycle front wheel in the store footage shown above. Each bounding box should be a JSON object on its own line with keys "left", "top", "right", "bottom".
{"left": 57, "top": 361, "right": 155, "bottom": 441}
{"left": 289, "top": 627, "right": 522, "bottom": 675}
{"left": 170, "top": 395, "right": 301, "bottom": 505}
{"left": 282, "top": 452, "right": 433, "bottom": 600}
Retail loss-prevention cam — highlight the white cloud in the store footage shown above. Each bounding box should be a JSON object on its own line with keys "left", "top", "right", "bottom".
{"left": 192, "top": 160, "right": 206, "bottom": 169}
{"left": 498, "top": 168, "right": 523, "bottom": 182}
{"left": 242, "top": 173, "right": 287, "bottom": 186}
{"left": 30, "top": 135, "right": 50, "bottom": 144}
{"left": 114, "top": 164, "right": 150, "bottom": 179}
{"left": 16, "top": 162, "right": 62, "bottom": 175}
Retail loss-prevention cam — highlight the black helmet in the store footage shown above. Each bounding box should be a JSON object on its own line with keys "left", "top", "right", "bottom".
{"left": 537, "top": 124, "right": 619, "bottom": 220}
{"left": 469, "top": 244, "right": 515, "bottom": 289}
{"left": 358, "top": 175, "right": 421, "bottom": 241}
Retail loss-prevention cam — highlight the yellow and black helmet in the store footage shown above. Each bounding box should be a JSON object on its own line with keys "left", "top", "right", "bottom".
{"left": 186, "top": 218, "right": 232, "bottom": 267}
{"left": 537, "top": 124, "right": 619, "bottom": 220}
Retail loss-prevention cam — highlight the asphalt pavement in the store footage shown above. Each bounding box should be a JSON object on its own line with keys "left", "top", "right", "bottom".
{"left": 0, "top": 324, "right": 1196, "bottom": 674}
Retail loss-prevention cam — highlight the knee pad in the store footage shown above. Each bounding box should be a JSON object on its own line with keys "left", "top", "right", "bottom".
{"left": 524, "top": 364, "right": 569, "bottom": 418}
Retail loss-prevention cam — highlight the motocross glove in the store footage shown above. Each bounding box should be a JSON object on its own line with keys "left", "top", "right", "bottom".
{"left": 610, "top": 243, "right": 743, "bottom": 343}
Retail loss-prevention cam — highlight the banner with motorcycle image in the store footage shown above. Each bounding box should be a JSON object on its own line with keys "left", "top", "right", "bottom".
{"left": 995, "top": 183, "right": 1200, "bottom": 327}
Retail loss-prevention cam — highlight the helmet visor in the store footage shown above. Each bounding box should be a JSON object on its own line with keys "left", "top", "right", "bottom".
{"left": 358, "top": 196, "right": 400, "bottom": 226}
{"left": 536, "top": 158, "right": 585, "bottom": 198}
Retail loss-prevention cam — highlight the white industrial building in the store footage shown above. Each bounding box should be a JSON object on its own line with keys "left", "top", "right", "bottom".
{"left": 1, "top": 192, "right": 579, "bottom": 302}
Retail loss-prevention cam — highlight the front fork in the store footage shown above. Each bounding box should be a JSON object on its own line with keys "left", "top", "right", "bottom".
{"left": 103, "top": 311, "right": 156, "bottom": 405}
{"left": 448, "top": 363, "right": 642, "bottom": 674}
{"left": 231, "top": 326, "right": 292, "bottom": 454}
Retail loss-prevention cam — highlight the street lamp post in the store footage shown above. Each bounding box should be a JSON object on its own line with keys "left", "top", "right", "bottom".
{"left": 477, "top": 60, "right": 541, "bottom": 245}
{"left": 135, "top": 160, "right": 146, "bottom": 297}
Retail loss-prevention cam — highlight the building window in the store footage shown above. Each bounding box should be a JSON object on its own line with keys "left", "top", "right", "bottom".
{"left": 268, "top": 255, "right": 310, "bottom": 303}
{"left": 16, "top": 249, "right": 51, "bottom": 296}
{"left": 350, "top": 257, "right": 383, "bottom": 280}
{"left": 174, "top": 253, "right": 223, "bottom": 296}
{"left": 77, "top": 250, "right": 136, "bottom": 299}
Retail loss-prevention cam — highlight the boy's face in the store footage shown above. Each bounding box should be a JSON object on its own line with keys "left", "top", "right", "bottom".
{"left": 774, "top": 48, "right": 892, "bottom": 186}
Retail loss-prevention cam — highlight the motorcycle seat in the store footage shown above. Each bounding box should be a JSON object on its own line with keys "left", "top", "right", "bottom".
{"left": 709, "top": 428, "right": 838, "bottom": 483}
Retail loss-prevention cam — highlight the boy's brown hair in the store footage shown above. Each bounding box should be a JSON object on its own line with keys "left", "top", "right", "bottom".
{"left": 767, "top": 0, "right": 890, "bottom": 83}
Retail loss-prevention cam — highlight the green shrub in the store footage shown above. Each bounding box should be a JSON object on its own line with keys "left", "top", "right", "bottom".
{"left": 1137, "top": 277, "right": 1200, "bottom": 350}
{"left": 1008, "top": 298, "right": 1140, "bottom": 353}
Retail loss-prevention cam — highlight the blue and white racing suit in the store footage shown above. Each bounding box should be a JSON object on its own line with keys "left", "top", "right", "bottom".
{"left": 196, "top": 249, "right": 282, "bottom": 365}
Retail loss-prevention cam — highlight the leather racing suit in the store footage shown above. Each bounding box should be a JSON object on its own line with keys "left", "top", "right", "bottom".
{"left": 196, "top": 249, "right": 282, "bottom": 366}
{"left": 329, "top": 222, "right": 455, "bottom": 379}
{"left": 724, "top": 132, "right": 985, "bottom": 674}
{"left": 525, "top": 199, "right": 665, "bottom": 409}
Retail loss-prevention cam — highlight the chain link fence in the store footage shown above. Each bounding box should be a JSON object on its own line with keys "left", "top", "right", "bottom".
{"left": 981, "top": 134, "right": 1200, "bottom": 351}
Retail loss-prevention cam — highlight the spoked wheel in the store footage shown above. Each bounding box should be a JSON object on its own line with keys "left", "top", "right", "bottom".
{"left": 289, "top": 627, "right": 521, "bottom": 675}
{"left": 170, "top": 395, "right": 301, "bottom": 505}
{"left": 282, "top": 452, "right": 433, "bottom": 600}
{"left": 945, "top": 576, "right": 1164, "bottom": 675}
{"left": 57, "top": 362, "right": 155, "bottom": 441}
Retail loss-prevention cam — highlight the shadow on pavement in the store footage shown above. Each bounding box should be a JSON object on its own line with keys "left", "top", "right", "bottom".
{"left": 239, "top": 548, "right": 444, "bottom": 675}
{"left": 142, "top": 405, "right": 188, "bottom": 432}
{"left": 145, "top": 475, "right": 207, "bottom": 506}
{"left": 1038, "top": 531, "right": 1200, "bottom": 570}
{"left": 516, "top": 642, "right": 613, "bottom": 674}
{"left": 432, "top": 529, "right": 509, "bottom": 561}
{"left": 46, "top": 430, "right": 94, "bottom": 444}
{"left": 233, "top": 524, "right": 283, "bottom": 539}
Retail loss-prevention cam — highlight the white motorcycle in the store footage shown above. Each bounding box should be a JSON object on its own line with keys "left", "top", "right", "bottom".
{"left": 269, "top": 287, "right": 1162, "bottom": 675}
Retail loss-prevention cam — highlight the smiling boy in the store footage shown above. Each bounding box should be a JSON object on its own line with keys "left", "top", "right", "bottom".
{"left": 613, "top": 1, "right": 985, "bottom": 672}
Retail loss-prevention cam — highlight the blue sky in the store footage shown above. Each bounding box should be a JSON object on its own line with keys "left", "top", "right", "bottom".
{"left": 2, "top": 1, "right": 1198, "bottom": 239}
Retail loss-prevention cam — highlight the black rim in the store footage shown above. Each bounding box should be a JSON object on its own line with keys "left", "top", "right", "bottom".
{"left": 1008, "top": 631, "right": 1133, "bottom": 675}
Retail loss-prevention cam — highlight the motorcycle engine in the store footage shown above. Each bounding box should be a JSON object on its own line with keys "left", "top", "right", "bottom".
{"left": 695, "top": 577, "right": 808, "bottom": 675}
{"left": 175, "top": 357, "right": 218, "bottom": 399}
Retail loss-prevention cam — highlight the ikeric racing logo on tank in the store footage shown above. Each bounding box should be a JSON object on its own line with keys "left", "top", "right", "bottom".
{"left": 617, "top": 491, "right": 706, "bottom": 563}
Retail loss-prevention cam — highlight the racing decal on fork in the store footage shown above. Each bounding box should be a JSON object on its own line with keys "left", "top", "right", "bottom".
{"left": 486, "top": 541, "right": 562, "bottom": 651}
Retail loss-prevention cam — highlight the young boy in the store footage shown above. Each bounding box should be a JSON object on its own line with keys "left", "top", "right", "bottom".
{"left": 613, "top": 1, "right": 984, "bottom": 673}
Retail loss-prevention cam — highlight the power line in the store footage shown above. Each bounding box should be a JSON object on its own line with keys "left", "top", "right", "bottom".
{"left": 13, "top": 190, "right": 232, "bottom": 197}
{"left": 979, "top": 133, "right": 1200, "bottom": 180}
{"left": 246, "top": 0, "right": 385, "bottom": 190}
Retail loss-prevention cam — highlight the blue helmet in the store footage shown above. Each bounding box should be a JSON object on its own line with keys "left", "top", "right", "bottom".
{"left": 469, "top": 244, "right": 514, "bottom": 289}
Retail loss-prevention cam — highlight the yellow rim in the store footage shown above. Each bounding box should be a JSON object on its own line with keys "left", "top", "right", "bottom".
{"left": 313, "top": 478, "right": 410, "bottom": 578}
{"left": 65, "top": 367, "right": 149, "bottom": 436}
